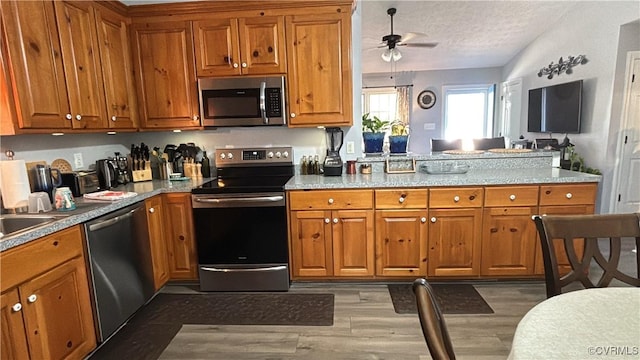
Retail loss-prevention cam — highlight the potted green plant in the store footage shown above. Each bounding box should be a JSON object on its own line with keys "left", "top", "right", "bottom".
{"left": 362, "top": 113, "right": 390, "bottom": 154}
{"left": 389, "top": 121, "right": 409, "bottom": 154}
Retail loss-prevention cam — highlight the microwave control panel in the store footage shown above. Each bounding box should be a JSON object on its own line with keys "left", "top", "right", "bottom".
{"left": 266, "top": 88, "right": 282, "bottom": 117}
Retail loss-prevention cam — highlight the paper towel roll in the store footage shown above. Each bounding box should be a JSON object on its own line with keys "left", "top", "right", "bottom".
{"left": 0, "top": 160, "right": 31, "bottom": 209}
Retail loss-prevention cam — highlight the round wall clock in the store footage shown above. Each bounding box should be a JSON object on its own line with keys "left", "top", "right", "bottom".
{"left": 417, "top": 90, "right": 436, "bottom": 109}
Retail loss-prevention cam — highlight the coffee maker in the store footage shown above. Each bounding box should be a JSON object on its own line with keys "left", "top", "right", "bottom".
{"left": 323, "top": 127, "right": 343, "bottom": 176}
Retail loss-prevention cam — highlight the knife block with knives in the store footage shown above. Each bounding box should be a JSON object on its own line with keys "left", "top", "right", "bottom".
{"left": 129, "top": 143, "right": 152, "bottom": 182}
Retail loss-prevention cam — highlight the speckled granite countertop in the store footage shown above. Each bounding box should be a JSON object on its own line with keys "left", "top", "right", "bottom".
{"left": 0, "top": 178, "right": 210, "bottom": 252}
{"left": 285, "top": 168, "right": 601, "bottom": 190}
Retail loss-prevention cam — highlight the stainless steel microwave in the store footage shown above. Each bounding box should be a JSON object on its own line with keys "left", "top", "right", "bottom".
{"left": 198, "top": 76, "right": 286, "bottom": 127}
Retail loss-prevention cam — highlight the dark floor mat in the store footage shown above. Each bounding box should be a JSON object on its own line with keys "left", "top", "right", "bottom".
{"left": 89, "top": 292, "right": 334, "bottom": 359}
{"left": 388, "top": 283, "right": 494, "bottom": 314}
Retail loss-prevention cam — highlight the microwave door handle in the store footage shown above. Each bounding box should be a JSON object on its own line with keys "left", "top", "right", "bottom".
{"left": 260, "top": 81, "right": 268, "bottom": 124}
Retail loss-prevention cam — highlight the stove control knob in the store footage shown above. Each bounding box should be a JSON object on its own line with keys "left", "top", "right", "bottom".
{"left": 275, "top": 152, "right": 281, "bottom": 158}
{"left": 267, "top": 151, "right": 274, "bottom": 158}
{"left": 220, "top": 153, "right": 226, "bottom": 160}
{"left": 227, "top": 153, "right": 234, "bottom": 159}
{"left": 282, "top": 151, "right": 289, "bottom": 158}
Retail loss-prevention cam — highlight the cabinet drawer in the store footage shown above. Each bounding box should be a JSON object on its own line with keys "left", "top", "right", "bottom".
{"left": 484, "top": 186, "right": 539, "bottom": 207}
{"left": 539, "top": 184, "right": 597, "bottom": 206}
{"left": 1, "top": 225, "right": 84, "bottom": 292}
{"left": 289, "top": 190, "right": 373, "bottom": 210}
{"left": 429, "top": 188, "right": 483, "bottom": 208}
{"left": 375, "top": 189, "right": 427, "bottom": 209}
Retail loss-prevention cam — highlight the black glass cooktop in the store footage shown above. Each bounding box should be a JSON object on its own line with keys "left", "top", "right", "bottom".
{"left": 191, "top": 165, "right": 294, "bottom": 194}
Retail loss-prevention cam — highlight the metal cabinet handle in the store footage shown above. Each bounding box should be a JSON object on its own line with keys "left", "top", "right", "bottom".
{"left": 566, "top": 193, "right": 573, "bottom": 199}
{"left": 12, "top": 303, "right": 22, "bottom": 312}
{"left": 431, "top": 217, "right": 436, "bottom": 223}
{"left": 27, "top": 294, "right": 37, "bottom": 303}
{"left": 333, "top": 218, "right": 338, "bottom": 224}
{"left": 328, "top": 198, "right": 334, "bottom": 204}
{"left": 75, "top": 114, "right": 82, "bottom": 120}
{"left": 290, "top": 113, "right": 296, "bottom": 118}
{"left": 233, "top": 63, "right": 239, "bottom": 68}
{"left": 149, "top": 207, "right": 155, "bottom": 213}
{"left": 509, "top": 194, "right": 516, "bottom": 201}
{"left": 324, "top": 218, "right": 330, "bottom": 224}
{"left": 421, "top": 217, "right": 427, "bottom": 223}
{"left": 111, "top": 116, "right": 117, "bottom": 121}
{"left": 453, "top": 196, "right": 460, "bottom": 202}
{"left": 193, "top": 115, "right": 200, "bottom": 121}
{"left": 66, "top": 113, "right": 72, "bottom": 120}
{"left": 241, "top": 62, "right": 247, "bottom": 68}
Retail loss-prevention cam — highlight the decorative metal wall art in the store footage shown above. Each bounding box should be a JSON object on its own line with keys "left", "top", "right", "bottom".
{"left": 538, "top": 55, "right": 588, "bottom": 79}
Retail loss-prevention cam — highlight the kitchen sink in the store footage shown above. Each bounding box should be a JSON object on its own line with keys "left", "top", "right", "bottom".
{"left": 0, "top": 214, "right": 64, "bottom": 239}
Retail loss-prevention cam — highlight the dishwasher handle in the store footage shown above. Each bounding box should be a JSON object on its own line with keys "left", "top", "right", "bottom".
{"left": 88, "top": 208, "right": 137, "bottom": 232}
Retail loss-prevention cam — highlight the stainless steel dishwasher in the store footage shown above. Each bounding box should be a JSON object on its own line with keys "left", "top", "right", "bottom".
{"left": 84, "top": 202, "right": 155, "bottom": 342}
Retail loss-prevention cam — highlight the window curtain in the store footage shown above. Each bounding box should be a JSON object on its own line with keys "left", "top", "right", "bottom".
{"left": 395, "top": 86, "right": 411, "bottom": 125}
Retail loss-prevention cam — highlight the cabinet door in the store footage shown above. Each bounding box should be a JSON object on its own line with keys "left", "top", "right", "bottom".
{"left": 54, "top": 1, "right": 107, "bottom": 129}
{"left": 428, "top": 208, "right": 482, "bottom": 277}
{"left": 95, "top": 7, "right": 138, "bottom": 129}
{"left": 332, "top": 210, "right": 374, "bottom": 277}
{"left": 20, "top": 257, "right": 96, "bottom": 360}
{"left": 375, "top": 210, "right": 427, "bottom": 276}
{"left": 131, "top": 21, "right": 200, "bottom": 129}
{"left": 290, "top": 210, "right": 333, "bottom": 277}
{"left": 1, "top": 0, "right": 71, "bottom": 129}
{"left": 164, "top": 193, "right": 199, "bottom": 279}
{"left": 238, "top": 16, "right": 286, "bottom": 75}
{"left": 534, "top": 204, "right": 595, "bottom": 275}
{"left": 285, "top": 11, "right": 352, "bottom": 126}
{"left": 1, "top": 289, "right": 29, "bottom": 360}
{"left": 481, "top": 207, "right": 538, "bottom": 276}
{"left": 146, "top": 196, "right": 170, "bottom": 290}
{"left": 1, "top": 32, "right": 18, "bottom": 135}
{"left": 193, "top": 18, "right": 241, "bottom": 76}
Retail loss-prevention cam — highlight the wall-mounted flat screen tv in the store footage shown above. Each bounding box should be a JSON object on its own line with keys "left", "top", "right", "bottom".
{"left": 527, "top": 79, "right": 582, "bottom": 134}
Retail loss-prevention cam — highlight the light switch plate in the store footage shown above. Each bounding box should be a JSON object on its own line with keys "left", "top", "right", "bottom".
{"left": 346, "top": 141, "right": 355, "bottom": 154}
{"left": 73, "top": 153, "right": 84, "bottom": 169}
{"left": 423, "top": 123, "right": 436, "bottom": 130}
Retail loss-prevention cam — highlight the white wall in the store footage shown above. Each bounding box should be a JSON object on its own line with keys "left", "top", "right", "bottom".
{"left": 363, "top": 67, "right": 502, "bottom": 154}
{"left": 502, "top": 1, "right": 640, "bottom": 212}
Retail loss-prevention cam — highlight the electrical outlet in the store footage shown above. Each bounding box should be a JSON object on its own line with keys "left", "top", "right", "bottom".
{"left": 73, "top": 153, "right": 84, "bottom": 169}
{"left": 346, "top": 141, "right": 355, "bottom": 154}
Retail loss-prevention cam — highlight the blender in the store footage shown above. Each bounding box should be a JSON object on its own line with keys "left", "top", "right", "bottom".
{"left": 323, "top": 127, "right": 343, "bottom": 176}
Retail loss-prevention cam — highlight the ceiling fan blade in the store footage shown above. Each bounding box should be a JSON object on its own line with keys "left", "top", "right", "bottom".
{"left": 399, "top": 32, "right": 429, "bottom": 43}
{"left": 400, "top": 42, "right": 439, "bottom": 48}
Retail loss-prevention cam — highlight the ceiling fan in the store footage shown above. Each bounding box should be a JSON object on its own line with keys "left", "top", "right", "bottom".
{"left": 380, "top": 7, "right": 438, "bottom": 62}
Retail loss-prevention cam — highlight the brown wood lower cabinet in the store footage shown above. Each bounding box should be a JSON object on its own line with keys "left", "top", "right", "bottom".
{"left": 428, "top": 208, "right": 482, "bottom": 277}
{"left": 375, "top": 209, "right": 428, "bottom": 276}
{"left": 0, "top": 226, "right": 96, "bottom": 360}
{"left": 164, "top": 193, "right": 199, "bottom": 280}
{"left": 146, "top": 195, "right": 170, "bottom": 289}
{"left": 481, "top": 207, "right": 538, "bottom": 276}
{"left": 290, "top": 209, "right": 374, "bottom": 278}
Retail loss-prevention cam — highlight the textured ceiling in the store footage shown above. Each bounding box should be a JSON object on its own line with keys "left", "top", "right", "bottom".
{"left": 120, "top": 0, "right": 578, "bottom": 74}
{"left": 361, "top": 1, "right": 577, "bottom": 74}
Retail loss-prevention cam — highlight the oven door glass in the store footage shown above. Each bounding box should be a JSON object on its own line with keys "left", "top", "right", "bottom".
{"left": 193, "top": 205, "right": 288, "bottom": 264}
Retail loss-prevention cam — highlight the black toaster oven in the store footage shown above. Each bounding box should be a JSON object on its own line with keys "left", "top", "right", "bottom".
{"left": 60, "top": 171, "right": 101, "bottom": 197}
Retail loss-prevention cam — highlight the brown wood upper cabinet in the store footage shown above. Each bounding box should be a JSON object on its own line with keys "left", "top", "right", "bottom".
{"left": 1, "top": 0, "right": 137, "bottom": 131}
{"left": 193, "top": 16, "right": 286, "bottom": 77}
{"left": 285, "top": 10, "right": 353, "bottom": 127}
{"left": 131, "top": 21, "right": 200, "bottom": 129}
{"left": 1, "top": 0, "right": 71, "bottom": 130}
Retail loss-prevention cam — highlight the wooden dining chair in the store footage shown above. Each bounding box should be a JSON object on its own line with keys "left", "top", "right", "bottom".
{"left": 412, "top": 278, "right": 456, "bottom": 360}
{"left": 533, "top": 213, "right": 640, "bottom": 298}
{"left": 430, "top": 139, "right": 462, "bottom": 152}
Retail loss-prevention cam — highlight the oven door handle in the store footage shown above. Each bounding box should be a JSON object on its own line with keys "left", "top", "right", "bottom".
{"left": 195, "top": 195, "right": 283, "bottom": 204}
{"left": 259, "top": 81, "right": 268, "bottom": 124}
{"left": 201, "top": 265, "right": 287, "bottom": 273}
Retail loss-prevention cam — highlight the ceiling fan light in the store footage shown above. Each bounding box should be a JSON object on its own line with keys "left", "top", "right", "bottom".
{"left": 381, "top": 48, "right": 402, "bottom": 62}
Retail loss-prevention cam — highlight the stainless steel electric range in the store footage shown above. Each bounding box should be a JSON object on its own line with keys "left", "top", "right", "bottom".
{"left": 191, "top": 146, "right": 293, "bottom": 291}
